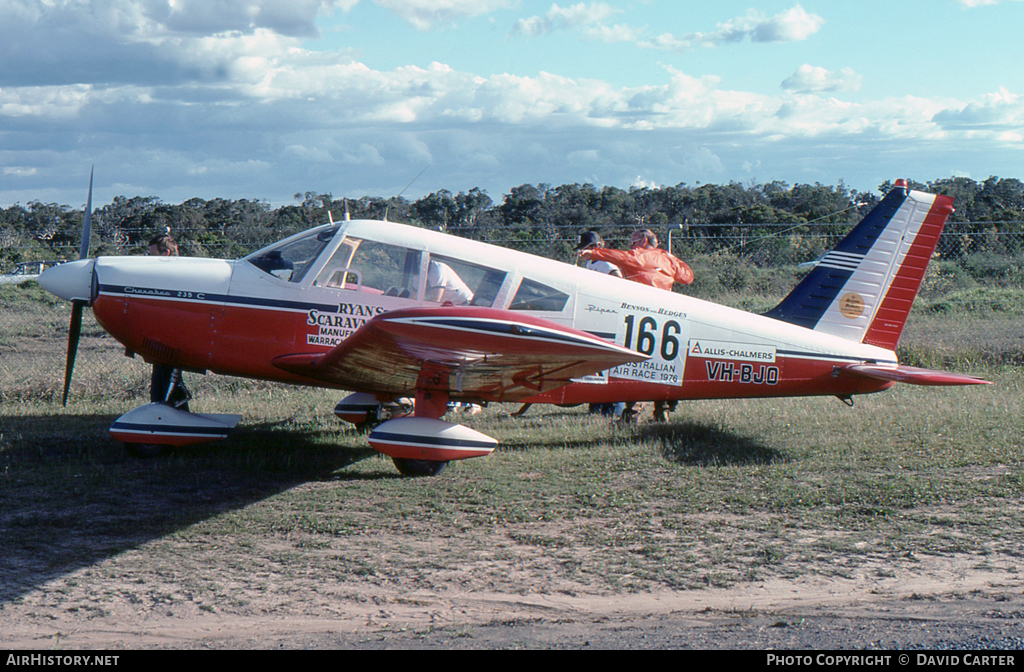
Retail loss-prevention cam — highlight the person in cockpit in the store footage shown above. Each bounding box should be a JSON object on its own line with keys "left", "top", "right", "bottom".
{"left": 426, "top": 259, "right": 473, "bottom": 305}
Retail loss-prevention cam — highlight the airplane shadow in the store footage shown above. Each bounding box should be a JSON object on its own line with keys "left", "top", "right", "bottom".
{"left": 494, "top": 413, "right": 783, "bottom": 467}
{"left": 0, "top": 412, "right": 780, "bottom": 605}
{"left": 637, "top": 420, "right": 784, "bottom": 467}
{"left": 0, "top": 413, "right": 385, "bottom": 605}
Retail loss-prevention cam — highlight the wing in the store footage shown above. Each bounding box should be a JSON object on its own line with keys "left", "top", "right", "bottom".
{"left": 272, "top": 306, "right": 647, "bottom": 402}
{"left": 844, "top": 363, "right": 991, "bottom": 386}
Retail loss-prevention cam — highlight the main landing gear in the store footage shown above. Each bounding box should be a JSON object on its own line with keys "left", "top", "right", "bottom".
{"left": 335, "top": 390, "right": 497, "bottom": 477}
{"left": 391, "top": 458, "right": 449, "bottom": 477}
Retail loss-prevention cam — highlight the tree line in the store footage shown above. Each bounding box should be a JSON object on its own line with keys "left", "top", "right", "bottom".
{"left": 2, "top": 176, "right": 1023, "bottom": 269}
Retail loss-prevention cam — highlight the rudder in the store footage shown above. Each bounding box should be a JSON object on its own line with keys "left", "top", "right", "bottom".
{"left": 765, "top": 181, "right": 955, "bottom": 349}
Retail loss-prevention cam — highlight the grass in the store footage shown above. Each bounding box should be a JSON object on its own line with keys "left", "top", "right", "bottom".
{"left": 2, "top": 280, "right": 1023, "bottom": 605}
{"left": 2, "top": 374, "right": 1021, "bottom": 598}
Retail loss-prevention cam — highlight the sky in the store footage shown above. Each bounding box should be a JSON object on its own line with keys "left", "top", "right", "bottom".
{"left": 1, "top": 0, "right": 1023, "bottom": 208}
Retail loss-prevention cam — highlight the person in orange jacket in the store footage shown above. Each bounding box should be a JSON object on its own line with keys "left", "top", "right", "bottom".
{"left": 577, "top": 228, "right": 694, "bottom": 422}
{"left": 577, "top": 229, "right": 693, "bottom": 290}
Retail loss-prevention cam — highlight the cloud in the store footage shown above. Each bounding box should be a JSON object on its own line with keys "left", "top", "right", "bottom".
{"left": 782, "top": 65, "right": 863, "bottom": 93}
{"left": 142, "top": 0, "right": 356, "bottom": 38}
{"left": 0, "top": 0, "right": 356, "bottom": 87}
{"left": 747, "top": 5, "right": 825, "bottom": 42}
{"left": 932, "top": 87, "right": 1024, "bottom": 131}
{"left": 0, "top": 85, "right": 94, "bottom": 120}
{"left": 638, "top": 32, "right": 693, "bottom": 52}
{"left": 510, "top": 3, "right": 825, "bottom": 53}
{"left": 511, "top": 2, "right": 619, "bottom": 38}
{"left": 639, "top": 4, "right": 824, "bottom": 52}
{"left": 2, "top": 1, "right": 1021, "bottom": 208}
{"left": 580, "top": 23, "right": 645, "bottom": 43}
{"left": 376, "top": 0, "right": 518, "bottom": 30}
{"left": 957, "top": 0, "right": 1023, "bottom": 6}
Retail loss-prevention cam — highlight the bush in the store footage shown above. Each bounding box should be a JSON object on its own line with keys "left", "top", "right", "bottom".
{"left": 961, "top": 251, "right": 1024, "bottom": 286}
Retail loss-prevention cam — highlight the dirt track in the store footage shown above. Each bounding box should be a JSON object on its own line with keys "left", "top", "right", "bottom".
{"left": 3, "top": 545, "right": 1022, "bottom": 649}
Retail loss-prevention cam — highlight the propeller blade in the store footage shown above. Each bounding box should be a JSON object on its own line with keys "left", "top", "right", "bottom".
{"left": 62, "top": 299, "right": 85, "bottom": 407}
{"left": 63, "top": 169, "right": 94, "bottom": 405}
{"left": 79, "top": 166, "right": 93, "bottom": 260}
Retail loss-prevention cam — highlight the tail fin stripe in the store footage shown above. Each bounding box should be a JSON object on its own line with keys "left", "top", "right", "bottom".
{"left": 861, "top": 196, "right": 953, "bottom": 349}
{"left": 817, "top": 251, "right": 865, "bottom": 271}
{"left": 766, "top": 185, "right": 954, "bottom": 348}
{"left": 764, "top": 187, "right": 910, "bottom": 332}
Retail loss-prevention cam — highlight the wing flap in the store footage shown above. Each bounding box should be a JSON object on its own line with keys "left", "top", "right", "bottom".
{"left": 844, "top": 364, "right": 990, "bottom": 387}
{"left": 273, "top": 306, "right": 647, "bottom": 402}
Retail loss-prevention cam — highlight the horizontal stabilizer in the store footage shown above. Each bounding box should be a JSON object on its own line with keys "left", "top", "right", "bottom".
{"left": 844, "top": 364, "right": 990, "bottom": 387}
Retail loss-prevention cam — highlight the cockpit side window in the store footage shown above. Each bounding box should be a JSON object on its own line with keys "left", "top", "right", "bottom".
{"left": 425, "top": 255, "right": 507, "bottom": 307}
{"left": 509, "top": 278, "right": 570, "bottom": 312}
{"left": 246, "top": 226, "right": 338, "bottom": 283}
{"left": 314, "top": 238, "right": 421, "bottom": 298}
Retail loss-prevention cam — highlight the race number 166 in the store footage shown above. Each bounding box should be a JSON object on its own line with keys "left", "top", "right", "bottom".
{"left": 622, "top": 315, "right": 682, "bottom": 360}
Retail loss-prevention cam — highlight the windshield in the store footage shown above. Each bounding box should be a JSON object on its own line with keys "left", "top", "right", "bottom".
{"left": 245, "top": 225, "right": 339, "bottom": 283}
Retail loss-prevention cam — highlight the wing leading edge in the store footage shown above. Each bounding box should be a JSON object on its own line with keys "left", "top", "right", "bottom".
{"left": 272, "top": 306, "right": 647, "bottom": 402}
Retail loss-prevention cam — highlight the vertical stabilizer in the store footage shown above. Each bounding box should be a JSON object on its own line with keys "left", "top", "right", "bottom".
{"left": 765, "top": 182, "right": 955, "bottom": 349}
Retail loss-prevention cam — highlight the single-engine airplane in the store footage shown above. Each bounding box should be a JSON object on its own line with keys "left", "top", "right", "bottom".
{"left": 40, "top": 178, "right": 989, "bottom": 476}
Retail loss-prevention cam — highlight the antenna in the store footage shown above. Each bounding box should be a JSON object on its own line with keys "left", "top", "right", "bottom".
{"left": 385, "top": 165, "right": 430, "bottom": 222}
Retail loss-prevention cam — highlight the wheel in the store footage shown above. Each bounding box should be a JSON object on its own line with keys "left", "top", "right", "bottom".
{"left": 123, "top": 442, "right": 169, "bottom": 458}
{"left": 392, "top": 457, "right": 449, "bottom": 477}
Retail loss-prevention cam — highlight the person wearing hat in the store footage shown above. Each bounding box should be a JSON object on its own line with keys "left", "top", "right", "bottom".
{"left": 577, "top": 228, "right": 693, "bottom": 423}
{"left": 576, "top": 230, "right": 623, "bottom": 278}
{"left": 576, "top": 230, "right": 622, "bottom": 417}
{"left": 577, "top": 228, "right": 693, "bottom": 291}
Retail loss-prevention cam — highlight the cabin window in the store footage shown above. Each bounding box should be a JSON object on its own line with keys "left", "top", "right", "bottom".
{"left": 425, "top": 255, "right": 506, "bottom": 307}
{"left": 246, "top": 226, "right": 338, "bottom": 283}
{"left": 509, "top": 278, "right": 569, "bottom": 312}
{"left": 314, "top": 238, "right": 421, "bottom": 298}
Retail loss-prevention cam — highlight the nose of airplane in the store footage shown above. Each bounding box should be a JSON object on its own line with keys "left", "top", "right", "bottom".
{"left": 38, "top": 259, "right": 95, "bottom": 302}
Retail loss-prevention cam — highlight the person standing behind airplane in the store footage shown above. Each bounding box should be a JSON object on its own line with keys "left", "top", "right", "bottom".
{"left": 577, "top": 228, "right": 693, "bottom": 290}
{"left": 576, "top": 230, "right": 623, "bottom": 417}
{"left": 147, "top": 232, "right": 191, "bottom": 411}
{"left": 577, "top": 228, "right": 694, "bottom": 422}
{"left": 576, "top": 229, "right": 623, "bottom": 279}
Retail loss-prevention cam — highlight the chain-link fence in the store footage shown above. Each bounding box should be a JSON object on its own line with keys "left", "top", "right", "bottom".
{"left": 8, "top": 217, "right": 1024, "bottom": 267}
{"left": 3, "top": 222, "right": 1023, "bottom": 404}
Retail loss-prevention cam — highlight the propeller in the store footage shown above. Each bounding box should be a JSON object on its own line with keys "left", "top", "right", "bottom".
{"left": 61, "top": 167, "right": 93, "bottom": 407}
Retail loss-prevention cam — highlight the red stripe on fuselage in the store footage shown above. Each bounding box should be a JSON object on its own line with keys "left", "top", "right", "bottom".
{"left": 93, "top": 294, "right": 345, "bottom": 386}
{"left": 93, "top": 294, "right": 216, "bottom": 372}
{"left": 94, "top": 294, "right": 893, "bottom": 404}
{"left": 527, "top": 354, "right": 893, "bottom": 405}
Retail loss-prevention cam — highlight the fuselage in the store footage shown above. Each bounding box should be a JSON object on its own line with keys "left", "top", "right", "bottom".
{"left": 53, "top": 218, "right": 896, "bottom": 404}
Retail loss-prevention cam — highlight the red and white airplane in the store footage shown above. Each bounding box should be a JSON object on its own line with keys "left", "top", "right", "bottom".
{"left": 40, "top": 178, "right": 988, "bottom": 475}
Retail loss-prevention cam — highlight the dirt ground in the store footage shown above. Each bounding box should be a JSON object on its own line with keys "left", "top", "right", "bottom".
{"left": 3, "top": 546, "right": 1022, "bottom": 650}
